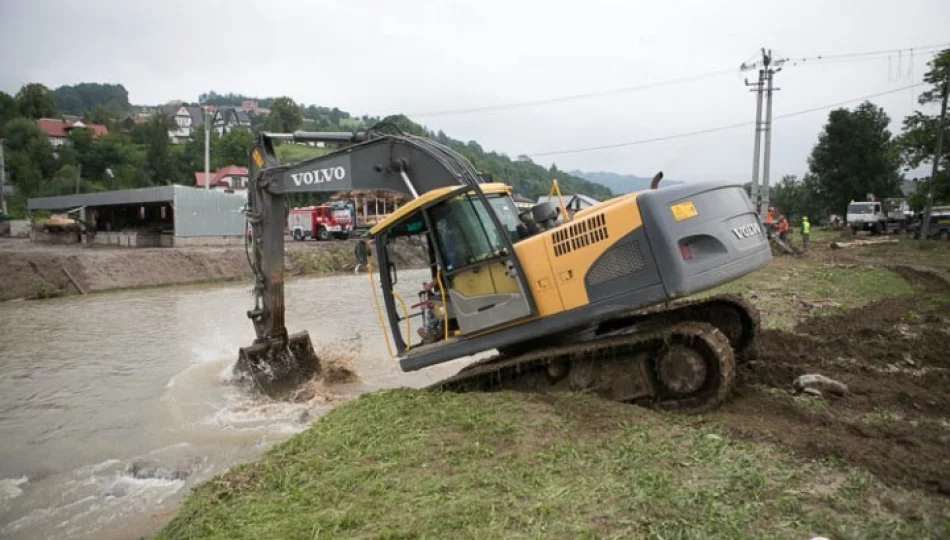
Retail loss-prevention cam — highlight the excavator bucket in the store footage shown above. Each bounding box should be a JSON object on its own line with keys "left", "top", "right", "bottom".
{"left": 234, "top": 331, "right": 321, "bottom": 399}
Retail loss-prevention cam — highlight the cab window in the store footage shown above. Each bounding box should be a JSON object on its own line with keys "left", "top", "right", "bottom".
{"left": 486, "top": 196, "right": 523, "bottom": 243}
{"left": 430, "top": 194, "right": 505, "bottom": 272}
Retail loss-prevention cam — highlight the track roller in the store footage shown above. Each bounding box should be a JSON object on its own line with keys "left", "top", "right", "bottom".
{"left": 432, "top": 322, "right": 736, "bottom": 414}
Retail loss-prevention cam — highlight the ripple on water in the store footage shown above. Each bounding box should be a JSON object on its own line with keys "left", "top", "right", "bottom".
{"left": 0, "top": 272, "right": 438, "bottom": 540}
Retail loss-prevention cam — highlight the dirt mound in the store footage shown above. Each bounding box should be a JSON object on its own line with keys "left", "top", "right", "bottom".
{"left": 891, "top": 264, "right": 950, "bottom": 292}
{"left": 713, "top": 295, "right": 950, "bottom": 495}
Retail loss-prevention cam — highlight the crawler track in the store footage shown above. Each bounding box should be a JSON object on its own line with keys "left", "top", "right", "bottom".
{"left": 430, "top": 295, "right": 757, "bottom": 412}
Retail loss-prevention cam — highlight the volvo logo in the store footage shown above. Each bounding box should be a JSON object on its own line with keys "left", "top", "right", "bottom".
{"left": 290, "top": 166, "right": 346, "bottom": 186}
{"left": 731, "top": 222, "right": 762, "bottom": 239}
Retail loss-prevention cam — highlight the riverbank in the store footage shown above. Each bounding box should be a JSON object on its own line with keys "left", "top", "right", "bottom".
{"left": 0, "top": 237, "right": 427, "bottom": 302}
{"left": 157, "top": 231, "right": 950, "bottom": 538}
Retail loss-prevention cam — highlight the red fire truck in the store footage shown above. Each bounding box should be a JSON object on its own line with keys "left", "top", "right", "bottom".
{"left": 288, "top": 205, "right": 353, "bottom": 241}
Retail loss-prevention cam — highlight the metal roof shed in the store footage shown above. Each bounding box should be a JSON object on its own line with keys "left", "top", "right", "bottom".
{"left": 28, "top": 186, "right": 246, "bottom": 247}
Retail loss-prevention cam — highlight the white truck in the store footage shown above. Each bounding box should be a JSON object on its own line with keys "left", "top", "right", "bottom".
{"left": 846, "top": 198, "right": 909, "bottom": 235}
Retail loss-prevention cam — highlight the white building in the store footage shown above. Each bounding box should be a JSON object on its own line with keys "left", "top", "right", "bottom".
{"left": 211, "top": 107, "right": 252, "bottom": 135}
{"left": 159, "top": 104, "right": 206, "bottom": 143}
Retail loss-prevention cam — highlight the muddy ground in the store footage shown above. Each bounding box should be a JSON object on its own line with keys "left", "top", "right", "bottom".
{"left": 700, "top": 239, "right": 950, "bottom": 497}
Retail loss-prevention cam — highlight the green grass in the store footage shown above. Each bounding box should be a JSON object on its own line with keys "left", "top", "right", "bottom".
{"left": 276, "top": 144, "right": 332, "bottom": 163}
{"left": 28, "top": 279, "right": 64, "bottom": 299}
{"left": 157, "top": 390, "right": 949, "bottom": 539}
{"left": 706, "top": 259, "right": 914, "bottom": 330}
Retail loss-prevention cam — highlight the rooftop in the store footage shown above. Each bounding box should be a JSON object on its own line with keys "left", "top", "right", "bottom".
{"left": 37, "top": 118, "right": 109, "bottom": 138}
{"left": 193, "top": 165, "right": 250, "bottom": 188}
{"left": 27, "top": 185, "right": 244, "bottom": 211}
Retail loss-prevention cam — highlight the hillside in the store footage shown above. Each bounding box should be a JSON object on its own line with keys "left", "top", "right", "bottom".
{"left": 332, "top": 114, "right": 614, "bottom": 200}
{"left": 571, "top": 170, "right": 683, "bottom": 194}
{"left": 0, "top": 81, "right": 611, "bottom": 215}
{"left": 192, "top": 93, "right": 615, "bottom": 200}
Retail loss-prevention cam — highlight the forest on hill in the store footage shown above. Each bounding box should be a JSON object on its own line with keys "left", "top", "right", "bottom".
{"left": 0, "top": 83, "right": 612, "bottom": 218}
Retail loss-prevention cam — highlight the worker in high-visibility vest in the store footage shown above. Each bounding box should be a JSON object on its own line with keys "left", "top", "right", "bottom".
{"left": 777, "top": 215, "right": 790, "bottom": 244}
{"left": 800, "top": 216, "right": 811, "bottom": 251}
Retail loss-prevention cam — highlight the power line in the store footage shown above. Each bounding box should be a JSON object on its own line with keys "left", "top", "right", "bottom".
{"left": 789, "top": 42, "right": 949, "bottom": 65}
{"left": 407, "top": 68, "right": 736, "bottom": 118}
{"left": 403, "top": 43, "right": 948, "bottom": 119}
{"left": 527, "top": 83, "right": 922, "bottom": 157}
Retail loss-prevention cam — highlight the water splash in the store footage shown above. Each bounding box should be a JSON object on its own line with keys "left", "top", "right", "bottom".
{"left": 0, "top": 476, "right": 29, "bottom": 502}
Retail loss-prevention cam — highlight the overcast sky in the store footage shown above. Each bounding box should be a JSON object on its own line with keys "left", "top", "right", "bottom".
{"left": 2, "top": 0, "right": 948, "bottom": 183}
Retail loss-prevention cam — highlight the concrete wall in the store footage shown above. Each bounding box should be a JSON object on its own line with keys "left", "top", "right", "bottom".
{"left": 8, "top": 220, "right": 31, "bottom": 237}
{"left": 172, "top": 235, "right": 246, "bottom": 247}
{"left": 90, "top": 231, "right": 163, "bottom": 247}
{"left": 173, "top": 186, "right": 246, "bottom": 237}
{"left": 30, "top": 228, "right": 81, "bottom": 244}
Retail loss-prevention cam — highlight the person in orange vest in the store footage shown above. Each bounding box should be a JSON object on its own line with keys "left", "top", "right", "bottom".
{"left": 778, "top": 215, "right": 790, "bottom": 244}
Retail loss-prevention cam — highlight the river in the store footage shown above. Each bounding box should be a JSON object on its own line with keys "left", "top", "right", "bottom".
{"left": 0, "top": 270, "right": 472, "bottom": 539}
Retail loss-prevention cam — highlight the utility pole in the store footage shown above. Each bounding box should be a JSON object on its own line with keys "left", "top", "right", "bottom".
{"left": 745, "top": 70, "right": 765, "bottom": 209}
{"left": 920, "top": 81, "right": 948, "bottom": 242}
{"left": 0, "top": 139, "right": 7, "bottom": 216}
{"left": 204, "top": 109, "right": 211, "bottom": 190}
{"left": 741, "top": 48, "right": 784, "bottom": 217}
{"left": 761, "top": 56, "right": 776, "bottom": 217}
{"left": 75, "top": 163, "right": 82, "bottom": 194}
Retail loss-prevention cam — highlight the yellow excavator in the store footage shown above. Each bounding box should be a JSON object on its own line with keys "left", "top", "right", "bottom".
{"left": 236, "top": 124, "right": 770, "bottom": 412}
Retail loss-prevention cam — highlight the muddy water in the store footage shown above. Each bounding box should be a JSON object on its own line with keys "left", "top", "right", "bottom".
{"left": 0, "top": 270, "right": 472, "bottom": 539}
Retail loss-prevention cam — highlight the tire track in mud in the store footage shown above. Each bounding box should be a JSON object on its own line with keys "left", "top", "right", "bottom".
{"left": 715, "top": 273, "right": 950, "bottom": 495}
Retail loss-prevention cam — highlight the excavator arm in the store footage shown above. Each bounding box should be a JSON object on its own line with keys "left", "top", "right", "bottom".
{"left": 237, "top": 127, "right": 487, "bottom": 396}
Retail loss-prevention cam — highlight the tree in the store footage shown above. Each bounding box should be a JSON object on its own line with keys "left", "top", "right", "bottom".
{"left": 807, "top": 101, "right": 901, "bottom": 215}
{"left": 182, "top": 124, "right": 221, "bottom": 177}
{"left": 0, "top": 91, "right": 19, "bottom": 127}
{"left": 16, "top": 83, "right": 57, "bottom": 119}
{"left": 896, "top": 49, "right": 950, "bottom": 239}
{"left": 53, "top": 86, "right": 83, "bottom": 116}
{"left": 52, "top": 165, "right": 80, "bottom": 195}
{"left": 769, "top": 174, "right": 826, "bottom": 223}
{"left": 88, "top": 104, "right": 117, "bottom": 130}
{"left": 263, "top": 97, "right": 302, "bottom": 133}
{"left": 138, "top": 114, "right": 177, "bottom": 185}
{"left": 219, "top": 127, "right": 254, "bottom": 166}
{"left": 54, "top": 83, "right": 131, "bottom": 115}
{"left": 1, "top": 118, "right": 57, "bottom": 198}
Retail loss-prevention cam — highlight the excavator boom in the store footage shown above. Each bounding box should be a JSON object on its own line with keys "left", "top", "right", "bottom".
{"left": 236, "top": 127, "right": 491, "bottom": 396}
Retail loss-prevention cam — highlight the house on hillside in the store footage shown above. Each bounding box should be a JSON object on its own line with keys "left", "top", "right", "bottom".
{"left": 212, "top": 107, "right": 252, "bottom": 135}
{"left": 159, "top": 104, "right": 206, "bottom": 143}
{"left": 194, "top": 165, "right": 250, "bottom": 193}
{"left": 536, "top": 194, "right": 600, "bottom": 217}
{"left": 235, "top": 100, "right": 270, "bottom": 116}
{"left": 36, "top": 118, "right": 109, "bottom": 147}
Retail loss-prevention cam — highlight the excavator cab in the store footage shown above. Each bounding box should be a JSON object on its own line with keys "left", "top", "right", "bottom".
{"left": 367, "top": 183, "right": 536, "bottom": 354}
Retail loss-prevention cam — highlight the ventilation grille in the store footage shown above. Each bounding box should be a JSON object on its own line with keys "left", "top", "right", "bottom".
{"left": 552, "top": 213, "right": 608, "bottom": 257}
{"left": 585, "top": 240, "right": 645, "bottom": 286}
